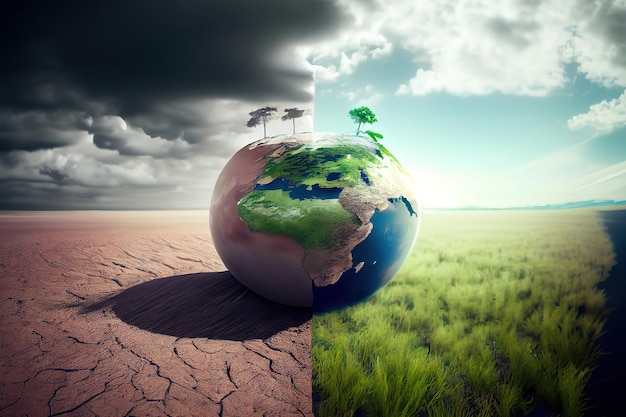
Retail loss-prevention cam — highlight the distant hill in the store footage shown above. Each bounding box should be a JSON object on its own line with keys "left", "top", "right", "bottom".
{"left": 433, "top": 200, "right": 626, "bottom": 211}
{"left": 526, "top": 200, "right": 626, "bottom": 210}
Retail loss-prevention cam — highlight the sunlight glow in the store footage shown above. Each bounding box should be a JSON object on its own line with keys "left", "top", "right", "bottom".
{"left": 406, "top": 166, "right": 459, "bottom": 209}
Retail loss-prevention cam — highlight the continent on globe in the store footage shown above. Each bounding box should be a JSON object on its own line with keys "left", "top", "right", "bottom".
{"left": 210, "top": 132, "right": 420, "bottom": 312}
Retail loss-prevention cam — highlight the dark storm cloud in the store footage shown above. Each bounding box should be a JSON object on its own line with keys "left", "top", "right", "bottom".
{"left": 0, "top": 0, "right": 347, "bottom": 209}
{"left": 0, "top": 110, "right": 90, "bottom": 152}
{"left": 485, "top": 17, "right": 538, "bottom": 49}
{"left": 0, "top": 0, "right": 347, "bottom": 114}
{"left": 0, "top": 178, "right": 178, "bottom": 210}
{"left": 595, "top": 3, "right": 626, "bottom": 67}
{"left": 121, "top": 100, "right": 250, "bottom": 145}
{"left": 39, "top": 166, "right": 71, "bottom": 183}
{"left": 91, "top": 125, "right": 192, "bottom": 159}
{"left": 576, "top": 0, "right": 626, "bottom": 69}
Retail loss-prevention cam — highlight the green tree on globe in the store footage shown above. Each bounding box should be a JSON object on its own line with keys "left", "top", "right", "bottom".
{"left": 349, "top": 106, "right": 383, "bottom": 143}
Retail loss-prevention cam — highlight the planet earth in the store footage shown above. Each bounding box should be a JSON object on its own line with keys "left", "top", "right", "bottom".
{"left": 209, "top": 132, "right": 420, "bottom": 313}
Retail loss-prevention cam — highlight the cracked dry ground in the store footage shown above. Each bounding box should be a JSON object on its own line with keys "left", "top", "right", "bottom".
{"left": 0, "top": 212, "right": 312, "bottom": 417}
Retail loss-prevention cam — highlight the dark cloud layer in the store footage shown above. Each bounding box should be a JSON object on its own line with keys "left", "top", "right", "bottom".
{"left": 0, "top": 0, "right": 345, "bottom": 152}
{"left": 1, "top": 0, "right": 345, "bottom": 114}
{"left": 0, "top": 0, "right": 343, "bottom": 209}
{"left": 594, "top": 4, "right": 626, "bottom": 68}
{"left": 0, "top": 110, "right": 90, "bottom": 152}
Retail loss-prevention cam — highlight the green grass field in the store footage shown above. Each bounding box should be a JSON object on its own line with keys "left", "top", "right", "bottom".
{"left": 312, "top": 209, "right": 616, "bottom": 417}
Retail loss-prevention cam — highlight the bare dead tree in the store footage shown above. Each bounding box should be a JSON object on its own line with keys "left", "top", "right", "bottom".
{"left": 246, "top": 106, "right": 278, "bottom": 138}
{"left": 282, "top": 107, "right": 306, "bottom": 134}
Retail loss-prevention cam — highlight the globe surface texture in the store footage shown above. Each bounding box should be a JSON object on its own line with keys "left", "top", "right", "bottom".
{"left": 210, "top": 132, "right": 420, "bottom": 312}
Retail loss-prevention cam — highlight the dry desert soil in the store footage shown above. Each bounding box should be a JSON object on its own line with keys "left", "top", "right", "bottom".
{"left": 0, "top": 211, "right": 312, "bottom": 417}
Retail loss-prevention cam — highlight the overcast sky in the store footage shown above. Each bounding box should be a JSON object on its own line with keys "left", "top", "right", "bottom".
{"left": 1, "top": 0, "right": 625, "bottom": 210}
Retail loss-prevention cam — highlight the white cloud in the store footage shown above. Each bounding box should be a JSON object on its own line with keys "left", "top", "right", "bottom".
{"left": 497, "top": 140, "right": 626, "bottom": 206}
{"left": 90, "top": 115, "right": 194, "bottom": 159}
{"left": 311, "top": 64, "right": 341, "bottom": 83}
{"left": 570, "top": 0, "right": 626, "bottom": 88}
{"left": 307, "top": 0, "right": 626, "bottom": 98}
{"left": 568, "top": 89, "right": 626, "bottom": 133}
{"left": 392, "top": 0, "right": 574, "bottom": 96}
{"left": 303, "top": 23, "right": 393, "bottom": 82}
{"left": 338, "top": 84, "right": 383, "bottom": 104}
{"left": 10, "top": 148, "right": 158, "bottom": 188}
{"left": 0, "top": 140, "right": 227, "bottom": 209}
{"left": 0, "top": 96, "right": 315, "bottom": 209}
{"left": 574, "top": 160, "right": 626, "bottom": 196}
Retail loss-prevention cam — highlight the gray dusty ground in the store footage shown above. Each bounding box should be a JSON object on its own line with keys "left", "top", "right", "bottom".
{"left": 0, "top": 211, "right": 312, "bottom": 417}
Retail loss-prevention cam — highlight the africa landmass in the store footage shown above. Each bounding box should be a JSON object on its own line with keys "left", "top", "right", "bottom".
{"left": 237, "top": 136, "right": 417, "bottom": 288}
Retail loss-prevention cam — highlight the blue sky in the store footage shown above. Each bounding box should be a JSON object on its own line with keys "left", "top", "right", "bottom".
{"left": 306, "top": 0, "right": 626, "bottom": 208}
{"left": 314, "top": 63, "right": 625, "bottom": 208}
{"left": 1, "top": 0, "right": 624, "bottom": 209}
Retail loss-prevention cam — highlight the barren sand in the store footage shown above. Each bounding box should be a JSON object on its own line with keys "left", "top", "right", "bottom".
{"left": 0, "top": 211, "right": 312, "bottom": 417}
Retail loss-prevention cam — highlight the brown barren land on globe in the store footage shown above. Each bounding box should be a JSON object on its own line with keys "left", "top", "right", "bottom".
{"left": 0, "top": 211, "right": 312, "bottom": 417}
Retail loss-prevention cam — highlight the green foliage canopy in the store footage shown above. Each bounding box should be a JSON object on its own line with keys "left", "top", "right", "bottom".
{"left": 349, "top": 106, "right": 378, "bottom": 135}
{"left": 349, "top": 106, "right": 383, "bottom": 142}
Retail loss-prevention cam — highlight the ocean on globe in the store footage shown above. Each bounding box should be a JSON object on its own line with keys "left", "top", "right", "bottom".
{"left": 209, "top": 132, "right": 420, "bottom": 313}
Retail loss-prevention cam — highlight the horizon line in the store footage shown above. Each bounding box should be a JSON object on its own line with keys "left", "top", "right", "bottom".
{"left": 1, "top": 200, "right": 626, "bottom": 213}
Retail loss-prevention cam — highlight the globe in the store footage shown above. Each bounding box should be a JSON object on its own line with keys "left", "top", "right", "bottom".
{"left": 209, "top": 132, "right": 420, "bottom": 313}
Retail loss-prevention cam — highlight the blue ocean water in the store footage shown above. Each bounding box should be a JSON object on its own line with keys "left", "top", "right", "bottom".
{"left": 359, "top": 169, "right": 371, "bottom": 185}
{"left": 313, "top": 197, "right": 418, "bottom": 313}
{"left": 584, "top": 210, "right": 626, "bottom": 417}
{"left": 255, "top": 178, "right": 342, "bottom": 200}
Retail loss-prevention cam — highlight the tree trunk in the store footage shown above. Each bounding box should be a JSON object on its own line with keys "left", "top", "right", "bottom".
{"left": 292, "top": 118, "right": 296, "bottom": 134}
{"left": 263, "top": 120, "right": 267, "bottom": 138}
{"left": 356, "top": 121, "right": 361, "bottom": 135}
